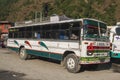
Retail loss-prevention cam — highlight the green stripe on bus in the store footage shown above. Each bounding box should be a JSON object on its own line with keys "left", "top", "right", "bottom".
{"left": 8, "top": 47, "right": 19, "bottom": 52}
{"left": 26, "top": 49, "right": 62, "bottom": 61}
{"left": 80, "top": 56, "right": 110, "bottom": 61}
{"left": 50, "top": 53, "right": 62, "bottom": 60}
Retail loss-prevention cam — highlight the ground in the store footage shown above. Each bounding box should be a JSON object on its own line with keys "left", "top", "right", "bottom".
{"left": 0, "top": 48, "right": 120, "bottom": 80}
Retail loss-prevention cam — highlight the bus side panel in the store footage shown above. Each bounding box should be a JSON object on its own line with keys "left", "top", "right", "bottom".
{"left": 7, "top": 39, "right": 19, "bottom": 53}
{"left": 26, "top": 49, "right": 49, "bottom": 58}
{"left": 7, "top": 39, "right": 80, "bottom": 61}
{"left": 7, "top": 46, "right": 19, "bottom": 53}
{"left": 26, "top": 49, "right": 62, "bottom": 60}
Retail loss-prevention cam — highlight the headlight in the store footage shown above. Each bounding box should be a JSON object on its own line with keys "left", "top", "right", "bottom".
{"left": 87, "top": 52, "right": 93, "bottom": 56}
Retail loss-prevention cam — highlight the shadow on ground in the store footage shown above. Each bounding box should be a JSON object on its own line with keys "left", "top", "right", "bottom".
{"left": 0, "top": 70, "right": 26, "bottom": 80}
{"left": 0, "top": 70, "right": 41, "bottom": 80}
{"left": 78, "top": 62, "right": 112, "bottom": 73}
{"left": 110, "top": 58, "right": 120, "bottom": 73}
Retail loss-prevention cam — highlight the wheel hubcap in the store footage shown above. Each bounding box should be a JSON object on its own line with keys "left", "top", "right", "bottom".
{"left": 67, "top": 58, "right": 75, "bottom": 69}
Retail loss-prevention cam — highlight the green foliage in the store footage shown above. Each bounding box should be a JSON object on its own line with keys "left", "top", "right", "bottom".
{"left": 92, "top": 0, "right": 104, "bottom": 5}
{"left": 0, "top": 0, "right": 119, "bottom": 25}
{"left": 0, "top": 0, "right": 18, "bottom": 20}
{"left": 104, "top": 4, "right": 117, "bottom": 25}
{"left": 23, "top": 0, "right": 33, "bottom": 6}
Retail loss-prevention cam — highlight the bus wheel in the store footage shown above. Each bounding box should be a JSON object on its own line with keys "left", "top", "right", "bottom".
{"left": 65, "top": 54, "right": 80, "bottom": 73}
{"left": 19, "top": 48, "right": 29, "bottom": 60}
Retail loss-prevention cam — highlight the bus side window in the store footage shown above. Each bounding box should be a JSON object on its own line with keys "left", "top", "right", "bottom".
{"left": 34, "top": 32, "right": 41, "bottom": 39}
{"left": 37, "top": 32, "right": 40, "bottom": 39}
{"left": 59, "top": 31, "right": 64, "bottom": 39}
{"left": 70, "top": 29, "right": 79, "bottom": 40}
{"left": 59, "top": 31, "right": 69, "bottom": 40}
{"left": 60, "top": 23, "right": 70, "bottom": 40}
{"left": 70, "top": 33, "right": 78, "bottom": 40}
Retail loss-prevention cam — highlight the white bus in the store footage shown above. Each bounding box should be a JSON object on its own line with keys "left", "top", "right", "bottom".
{"left": 7, "top": 17, "right": 110, "bottom": 73}
{"left": 109, "top": 24, "right": 120, "bottom": 59}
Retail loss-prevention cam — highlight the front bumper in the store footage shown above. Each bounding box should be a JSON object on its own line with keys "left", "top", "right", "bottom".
{"left": 80, "top": 57, "right": 110, "bottom": 64}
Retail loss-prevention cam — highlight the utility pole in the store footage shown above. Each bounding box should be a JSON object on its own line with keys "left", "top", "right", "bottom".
{"left": 35, "top": 11, "right": 37, "bottom": 23}
{"left": 40, "top": 11, "right": 42, "bottom": 22}
{"left": 35, "top": 0, "right": 37, "bottom": 23}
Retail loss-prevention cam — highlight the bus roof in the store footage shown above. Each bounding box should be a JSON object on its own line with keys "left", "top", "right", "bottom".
{"left": 10, "top": 18, "right": 106, "bottom": 29}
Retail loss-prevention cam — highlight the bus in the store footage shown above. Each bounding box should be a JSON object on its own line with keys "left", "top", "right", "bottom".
{"left": 7, "top": 17, "right": 110, "bottom": 73}
{"left": 109, "top": 23, "right": 120, "bottom": 60}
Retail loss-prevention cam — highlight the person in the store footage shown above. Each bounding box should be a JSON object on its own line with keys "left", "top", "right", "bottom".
{"left": 70, "top": 33, "right": 78, "bottom": 40}
{"left": 37, "top": 32, "right": 40, "bottom": 39}
{"left": 59, "top": 32, "right": 64, "bottom": 39}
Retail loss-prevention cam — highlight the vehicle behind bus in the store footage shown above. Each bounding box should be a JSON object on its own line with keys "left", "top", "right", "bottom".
{"left": 109, "top": 24, "right": 120, "bottom": 60}
{"left": 0, "top": 34, "right": 8, "bottom": 48}
{"left": 7, "top": 17, "right": 110, "bottom": 73}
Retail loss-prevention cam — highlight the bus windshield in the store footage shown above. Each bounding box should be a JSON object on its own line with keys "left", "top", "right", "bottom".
{"left": 116, "top": 27, "right": 120, "bottom": 35}
{"left": 83, "top": 19, "right": 108, "bottom": 41}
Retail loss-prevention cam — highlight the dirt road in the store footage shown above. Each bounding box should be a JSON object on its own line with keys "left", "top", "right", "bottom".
{"left": 0, "top": 48, "right": 120, "bottom": 80}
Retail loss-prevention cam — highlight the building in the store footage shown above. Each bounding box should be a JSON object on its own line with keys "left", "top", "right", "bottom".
{"left": 0, "top": 21, "right": 14, "bottom": 47}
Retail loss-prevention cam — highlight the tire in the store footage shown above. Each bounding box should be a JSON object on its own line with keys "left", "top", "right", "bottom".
{"left": 65, "top": 54, "right": 81, "bottom": 73}
{"left": 19, "top": 47, "right": 29, "bottom": 60}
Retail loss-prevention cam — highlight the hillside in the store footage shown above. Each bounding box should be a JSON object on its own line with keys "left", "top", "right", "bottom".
{"left": 0, "top": 0, "right": 120, "bottom": 25}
